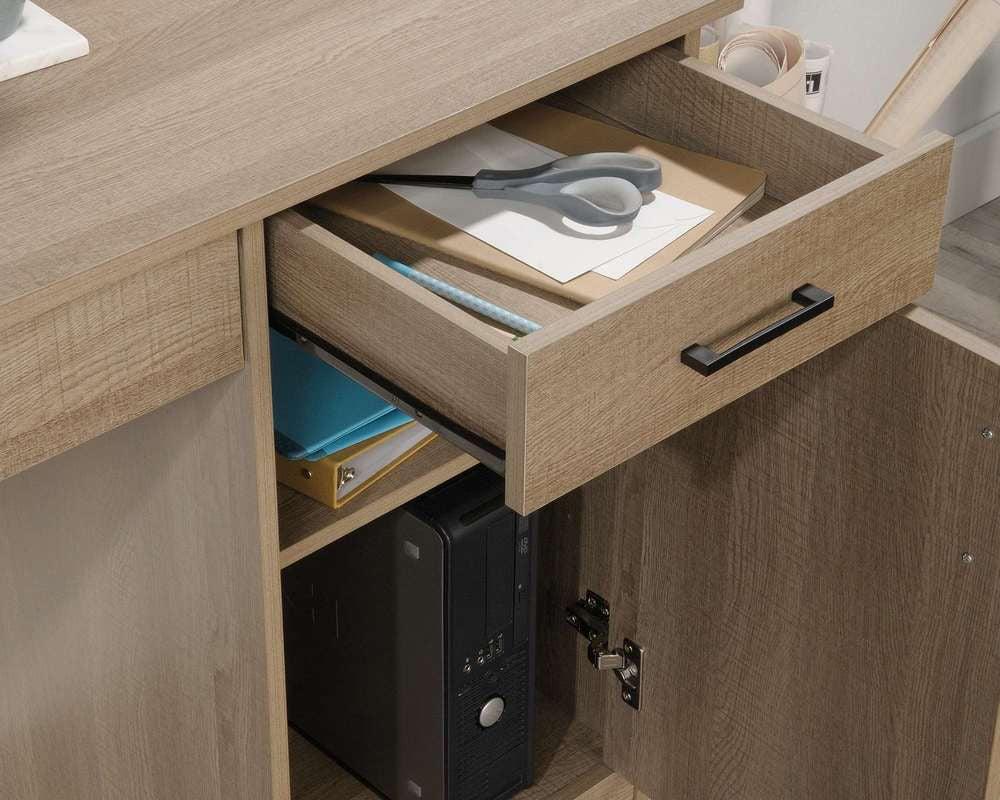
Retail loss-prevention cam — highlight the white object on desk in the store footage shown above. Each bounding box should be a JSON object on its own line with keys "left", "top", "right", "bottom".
{"left": 381, "top": 124, "right": 711, "bottom": 284}
{"left": 803, "top": 41, "right": 834, "bottom": 114}
{"left": 0, "top": 2, "right": 88, "bottom": 83}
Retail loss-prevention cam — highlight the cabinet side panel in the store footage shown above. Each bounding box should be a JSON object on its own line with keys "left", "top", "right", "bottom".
{"left": 0, "top": 229, "right": 283, "bottom": 800}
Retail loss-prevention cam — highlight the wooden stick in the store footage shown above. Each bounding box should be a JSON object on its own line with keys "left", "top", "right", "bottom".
{"left": 867, "top": 0, "right": 1000, "bottom": 147}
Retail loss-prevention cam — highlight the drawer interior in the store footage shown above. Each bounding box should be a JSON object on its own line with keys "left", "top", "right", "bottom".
{"left": 268, "top": 44, "right": 952, "bottom": 514}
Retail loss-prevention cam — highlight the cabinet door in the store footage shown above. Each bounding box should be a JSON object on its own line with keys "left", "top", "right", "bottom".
{"left": 540, "top": 311, "right": 1000, "bottom": 800}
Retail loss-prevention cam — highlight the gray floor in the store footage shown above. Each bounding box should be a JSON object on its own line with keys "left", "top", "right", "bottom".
{"left": 919, "top": 198, "right": 1000, "bottom": 346}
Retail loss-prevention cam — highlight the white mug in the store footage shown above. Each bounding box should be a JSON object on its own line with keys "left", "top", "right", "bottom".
{"left": 803, "top": 41, "right": 834, "bottom": 114}
{"left": 0, "top": 0, "right": 25, "bottom": 42}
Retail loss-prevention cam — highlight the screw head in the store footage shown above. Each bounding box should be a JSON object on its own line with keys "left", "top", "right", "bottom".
{"left": 962, "top": 552, "right": 975, "bottom": 564}
{"left": 301, "top": 468, "right": 313, "bottom": 480}
{"left": 586, "top": 596, "right": 597, "bottom": 608}
{"left": 982, "top": 427, "right": 995, "bottom": 441}
{"left": 624, "top": 642, "right": 634, "bottom": 655}
{"left": 566, "top": 614, "right": 578, "bottom": 625}
{"left": 601, "top": 606, "right": 610, "bottom": 618}
{"left": 622, "top": 688, "right": 633, "bottom": 703}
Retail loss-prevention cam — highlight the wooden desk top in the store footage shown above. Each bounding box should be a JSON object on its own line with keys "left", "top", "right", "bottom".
{"left": 0, "top": 0, "right": 735, "bottom": 321}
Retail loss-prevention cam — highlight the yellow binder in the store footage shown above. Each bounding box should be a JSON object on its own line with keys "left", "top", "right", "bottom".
{"left": 276, "top": 421, "right": 435, "bottom": 509}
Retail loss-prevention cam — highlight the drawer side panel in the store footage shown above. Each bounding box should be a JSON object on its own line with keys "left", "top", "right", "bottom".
{"left": 266, "top": 211, "right": 509, "bottom": 447}
{"left": 558, "top": 47, "right": 891, "bottom": 204}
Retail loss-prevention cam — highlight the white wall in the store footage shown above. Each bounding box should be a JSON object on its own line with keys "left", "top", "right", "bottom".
{"left": 744, "top": 0, "right": 1000, "bottom": 219}
{"left": 765, "top": 0, "right": 1000, "bottom": 135}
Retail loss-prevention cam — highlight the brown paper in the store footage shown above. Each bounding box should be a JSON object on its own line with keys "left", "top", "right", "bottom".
{"left": 314, "top": 104, "right": 765, "bottom": 305}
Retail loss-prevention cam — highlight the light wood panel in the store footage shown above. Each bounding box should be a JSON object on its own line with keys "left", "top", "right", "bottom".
{"left": 507, "top": 132, "right": 953, "bottom": 514}
{"left": 306, "top": 206, "right": 579, "bottom": 327}
{"left": 0, "top": 358, "right": 278, "bottom": 799}
{"left": 277, "top": 437, "right": 476, "bottom": 569}
{"left": 547, "top": 311, "right": 1000, "bottom": 799}
{"left": 918, "top": 195, "right": 1000, "bottom": 347}
{"left": 0, "top": 234, "right": 243, "bottom": 481}
{"left": 989, "top": 706, "right": 1000, "bottom": 800}
{"left": 548, "top": 771, "right": 634, "bottom": 800}
{"left": 238, "top": 222, "right": 292, "bottom": 800}
{"left": 266, "top": 211, "right": 509, "bottom": 445}
{"left": 867, "top": 0, "right": 1000, "bottom": 148}
{"left": 559, "top": 47, "right": 891, "bottom": 204}
{"left": 288, "top": 699, "right": 617, "bottom": 800}
{"left": 0, "top": 0, "right": 738, "bottom": 322}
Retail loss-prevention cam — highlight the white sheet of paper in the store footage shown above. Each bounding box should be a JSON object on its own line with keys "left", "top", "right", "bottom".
{"left": 379, "top": 125, "right": 712, "bottom": 283}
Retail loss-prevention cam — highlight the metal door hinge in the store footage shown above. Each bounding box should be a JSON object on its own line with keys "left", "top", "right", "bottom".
{"left": 566, "top": 592, "right": 644, "bottom": 711}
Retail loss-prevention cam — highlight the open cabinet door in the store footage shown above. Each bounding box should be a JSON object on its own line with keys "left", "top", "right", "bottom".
{"left": 540, "top": 311, "right": 1000, "bottom": 800}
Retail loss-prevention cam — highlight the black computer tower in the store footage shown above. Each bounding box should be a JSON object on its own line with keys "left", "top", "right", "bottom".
{"left": 282, "top": 466, "right": 536, "bottom": 800}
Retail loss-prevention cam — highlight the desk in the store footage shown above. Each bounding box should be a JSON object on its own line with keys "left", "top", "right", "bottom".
{"left": 1, "top": 2, "right": 998, "bottom": 799}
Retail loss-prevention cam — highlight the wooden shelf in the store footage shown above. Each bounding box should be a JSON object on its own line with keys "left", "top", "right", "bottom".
{"left": 277, "top": 437, "right": 476, "bottom": 568}
{"left": 289, "top": 698, "right": 631, "bottom": 800}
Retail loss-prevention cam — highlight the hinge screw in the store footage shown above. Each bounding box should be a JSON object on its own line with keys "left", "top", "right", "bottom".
{"left": 622, "top": 688, "right": 633, "bottom": 703}
{"left": 566, "top": 613, "right": 578, "bottom": 625}
{"left": 623, "top": 642, "right": 634, "bottom": 656}
{"left": 962, "top": 552, "right": 974, "bottom": 564}
{"left": 601, "top": 606, "right": 610, "bottom": 618}
{"left": 982, "top": 427, "right": 995, "bottom": 441}
{"left": 586, "top": 596, "right": 597, "bottom": 608}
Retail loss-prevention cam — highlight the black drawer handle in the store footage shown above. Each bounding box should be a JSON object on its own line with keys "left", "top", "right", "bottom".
{"left": 681, "top": 284, "right": 835, "bottom": 376}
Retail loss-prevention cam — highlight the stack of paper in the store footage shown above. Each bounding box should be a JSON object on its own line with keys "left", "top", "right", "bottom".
{"left": 379, "top": 124, "right": 713, "bottom": 283}
{"left": 316, "top": 104, "right": 766, "bottom": 304}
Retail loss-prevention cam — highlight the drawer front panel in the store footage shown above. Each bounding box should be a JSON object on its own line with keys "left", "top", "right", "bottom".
{"left": 506, "top": 134, "right": 953, "bottom": 513}
{"left": 0, "top": 234, "right": 244, "bottom": 480}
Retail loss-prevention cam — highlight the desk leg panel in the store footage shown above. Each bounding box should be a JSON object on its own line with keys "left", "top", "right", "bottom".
{"left": 0, "top": 225, "right": 284, "bottom": 800}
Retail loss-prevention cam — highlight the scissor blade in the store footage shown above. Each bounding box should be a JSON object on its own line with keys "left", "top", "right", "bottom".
{"left": 358, "top": 173, "right": 475, "bottom": 189}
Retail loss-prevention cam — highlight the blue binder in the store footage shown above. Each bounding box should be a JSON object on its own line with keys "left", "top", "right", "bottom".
{"left": 269, "top": 329, "right": 410, "bottom": 461}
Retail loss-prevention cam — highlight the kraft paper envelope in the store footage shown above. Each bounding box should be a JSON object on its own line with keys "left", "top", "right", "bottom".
{"left": 314, "top": 104, "right": 765, "bottom": 305}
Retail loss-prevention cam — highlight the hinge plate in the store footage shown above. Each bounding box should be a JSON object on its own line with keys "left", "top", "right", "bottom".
{"left": 565, "top": 590, "right": 610, "bottom": 644}
{"left": 565, "top": 590, "right": 643, "bottom": 711}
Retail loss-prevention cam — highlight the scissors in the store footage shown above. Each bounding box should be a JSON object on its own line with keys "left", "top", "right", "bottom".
{"left": 358, "top": 152, "right": 662, "bottom": 227}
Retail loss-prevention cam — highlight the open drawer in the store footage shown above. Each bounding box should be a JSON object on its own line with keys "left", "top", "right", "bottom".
{"left": 267, "top": 46, "right": 953, "bottom": 515}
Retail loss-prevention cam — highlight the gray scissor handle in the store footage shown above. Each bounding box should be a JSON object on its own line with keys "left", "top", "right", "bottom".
{"left": 473, "top": 175, "right": 643, "bottom": 226}
{"left": 473, "top": 152, "right": 662, "bottom": 193}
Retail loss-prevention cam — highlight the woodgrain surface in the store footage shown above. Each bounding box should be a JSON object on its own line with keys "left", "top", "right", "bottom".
{"left": 288, "top": 699, "right": 617, "bottom": 800}
{"left": 506, "top": 132, "right": 953, "bottom": 514}
{"left": 0, "top": 0, "right": 737, "bottom": 320}
{"left": 307, "top": 206, "right": 579, "bottom": 328}
{"left": 919, "top": 195, "right": 1000, "bottom": 347}
{"left": 545, "top": 311, "right": 1000, "bottom": 800}
{"left": 238, "top": 222, "right": 292, "bottom": 800}
{"left": 989, "top": 705, "right": 1000, "bottom": 800}
{"left": 277, "top": 437, "right": 476, "bottom": 569}
{"left": 559, "top": 48, "right": 891, "bottom": 204}
{"left": 0, "top": 234, "right": 243, "bottom": 481}
{"left": 0, "top": 364, "right": 277, "bottom": 800}
{"left": 266, "top": 211, "right": 509, "bottom": 445}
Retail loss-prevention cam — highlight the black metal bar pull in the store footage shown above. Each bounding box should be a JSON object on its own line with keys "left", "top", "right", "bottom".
{"left": 681, "top": 284, "right": 835, "bottom": 377}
